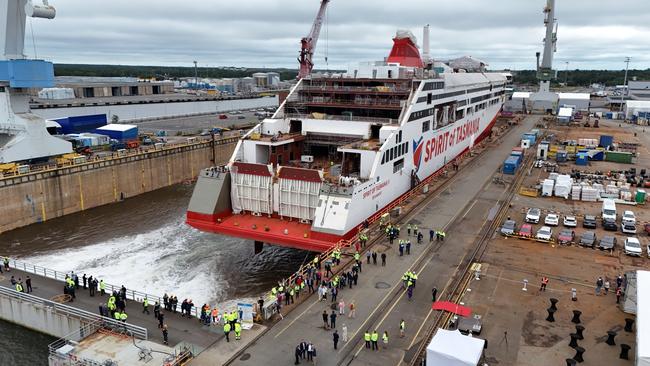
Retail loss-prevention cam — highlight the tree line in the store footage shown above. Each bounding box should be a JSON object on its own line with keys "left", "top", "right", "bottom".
{"left": 511, "top": 69, "right": 650, "bottom": 87}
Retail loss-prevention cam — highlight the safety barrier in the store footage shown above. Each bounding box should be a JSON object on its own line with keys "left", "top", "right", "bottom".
{"left": 3, "top": 258, "right": 205, "bottom": 319}
{"left": 0, "top": 286, "right": 148, "bottom": 340}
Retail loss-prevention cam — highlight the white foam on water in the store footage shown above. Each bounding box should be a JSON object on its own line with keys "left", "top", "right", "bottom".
{"left": 25, "top": 218, "right": 228, "bottom": 307}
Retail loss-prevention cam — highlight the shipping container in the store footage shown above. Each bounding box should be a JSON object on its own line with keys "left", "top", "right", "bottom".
{"left": 53, "top": 114, "right": 107, "bottom": 134}
{"left": 556, "top": 151, "right": 568, "bottom": 162}
{"left": 503, "top": 156, "right": 519, "bottom": 175}
{"left": 599, "top": 135, "right": 614, "bottom": 148}
{"left": 95, "top": 124, "right": 139, "bottom": 141}
{"left": 522, "top": 133, "right": 536, "bottom": 144}
{"left": 575, "top": 153, "right": 588, "bottom": 166}
{"left": 605, "top": 151, "right": 633, "bottom": 164}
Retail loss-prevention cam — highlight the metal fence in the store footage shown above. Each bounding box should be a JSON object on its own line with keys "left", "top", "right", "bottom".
{"left": 0, "top": 286, "right": 147, "bottom": 340}
{"left": 5, "top": 257, "right": 204, "bottom": 319}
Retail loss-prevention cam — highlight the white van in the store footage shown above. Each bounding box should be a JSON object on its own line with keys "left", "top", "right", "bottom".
{"left": 602, "top": 199, "right": 617, "bottom": 221}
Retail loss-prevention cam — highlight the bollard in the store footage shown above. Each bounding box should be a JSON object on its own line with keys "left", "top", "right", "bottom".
{"left": 550, "top": 298, "right": 559, "bottom": 311}
{"left": 606, "top": 331, "right": 616, "bottom": 346}
{"left": 571, "top": 288, "right": 577, "bottom": 301}
{"left": 565, "top": 359, "right": 577, "bottom": 366}
{"left": 575, "top": 325, "right": 585, "bottom": 340}
{"left": 571, "top": 310, "right": 582, "bottom": 324}
{"left": 522, "top": 279, "right": 529, "bottom": 291}
{"left": 620, "top": 344, "right": 631, "bottom": 360}
{"left": 624, "top": 318, "right": 634, "bottom": 332}
{"left": 546, "top": 308, "right": 556, "bottom": 322}
{"left": 568, "top": 333, "right": 579, "bottom": 348}
{"left": 573, "top": 346, "right": 585, "bottom": 363}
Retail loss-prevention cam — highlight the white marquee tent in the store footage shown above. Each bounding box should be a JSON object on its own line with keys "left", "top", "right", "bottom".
{"left": 427, "top": 329, "right": 485, "bottom": 366}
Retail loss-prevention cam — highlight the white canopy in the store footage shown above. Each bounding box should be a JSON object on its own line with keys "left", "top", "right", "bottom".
{"left": 637, "top": 270, "right": 650, "bottom": 366}
{"left": 427, "top": 329, "right": 484, "bottom": 366}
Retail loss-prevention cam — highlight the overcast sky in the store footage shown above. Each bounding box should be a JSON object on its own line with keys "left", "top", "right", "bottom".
{"left": 26, "top": 0, "right": 650, "bottom": 71}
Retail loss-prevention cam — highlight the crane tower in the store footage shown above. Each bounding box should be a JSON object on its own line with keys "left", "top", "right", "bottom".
{"left": 298, "top": 0, "right": 330, "bottom": 79}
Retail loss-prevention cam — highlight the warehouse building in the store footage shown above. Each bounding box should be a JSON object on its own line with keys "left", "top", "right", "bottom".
{"left": 32, "top": 76, "right": 175, "bottom": 99}
{"left": 558, "top": 92, "right": 590, "bottom": 111}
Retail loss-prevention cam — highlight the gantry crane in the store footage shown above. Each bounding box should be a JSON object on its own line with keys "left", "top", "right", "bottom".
{"left": 297, "top": 0, "right": 330, "bottom": 79}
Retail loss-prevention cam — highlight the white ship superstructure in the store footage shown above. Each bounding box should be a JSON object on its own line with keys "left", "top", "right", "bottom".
{"left": 187, "top": 31, "right": 507, "bottom": 251}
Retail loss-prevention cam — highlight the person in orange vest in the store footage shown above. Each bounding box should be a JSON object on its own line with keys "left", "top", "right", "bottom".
{"left": 211, "top": 308, "right": 219, "bottom": 325}
{"left": 540, "top": 276, "right": 549, "bottom": 292}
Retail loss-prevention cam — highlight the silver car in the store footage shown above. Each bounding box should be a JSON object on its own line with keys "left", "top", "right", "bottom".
{"left": 501, "top": 220, "right": 516, "bottom": 235}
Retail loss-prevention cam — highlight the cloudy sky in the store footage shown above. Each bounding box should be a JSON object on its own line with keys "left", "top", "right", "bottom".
{"left": 26, "top": 0, "right": 650, "bottom": 70}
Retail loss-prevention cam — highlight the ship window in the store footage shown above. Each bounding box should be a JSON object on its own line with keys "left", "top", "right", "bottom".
{"left": 456, "top": 109, "right": 465, "bottom": 120}
{"left": 389, "top": 149, "right": 393, "bottom": 161}
{"left": 381, "top": 152, "right": 385, "bottom": 164}
{"left": 318, "top": 199, "right": 323, "bottom": 207}
{"left": 405, "top": 142, "right": 409, "bottom": 154}
{"left": 399, "top": 131, "right": 402, "bottom": 142}
{"left": 427, "top": 93, "right": 432, "bottom": 105}
{"left": 332, "top": 201, "right": 339, "bottom": 206}
{"left": 393, "top": 158, "right": 404, "bottom": 173}
{"left": 422, "top": 120, "right": 430, "bottom": 132}
{"left": 271, "top": 146, "right": 276, "bottom": 153}
{"left": 0, "top": 87, "right": 4, "bottom": 92}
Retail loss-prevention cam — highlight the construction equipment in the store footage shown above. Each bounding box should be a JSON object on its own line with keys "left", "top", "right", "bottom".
{"left": 297, "top": 0, "right": 330, "bottom": 79}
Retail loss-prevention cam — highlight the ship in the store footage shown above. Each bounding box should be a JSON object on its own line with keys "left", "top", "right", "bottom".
{"left": 186, "top": 29, "right": 508, "bottom": 252}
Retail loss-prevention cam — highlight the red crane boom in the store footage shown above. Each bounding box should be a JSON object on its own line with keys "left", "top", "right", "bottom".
{"left": 298, "top": 0, "right": 330, "bottom": 79}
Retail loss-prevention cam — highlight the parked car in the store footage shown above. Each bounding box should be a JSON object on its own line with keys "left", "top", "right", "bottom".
{"left": 644, "top": 223, "right": 650, "bottom": 236}
{"left": 536, "top": 226, "right": 553, "bottom": 241}
{"left": 621, "top": 222, "right": 637, "bottom": 235}
{"left": 602, "top": 218, "right": 618, "bottom": 231}
{"left": 624, "top": 237, "right": 643, "bottom": 256}
{"left": 500, "top": 220, "right": 516, "bottom": 236}
{"left": 598, "top": 236, "right": 617, "bottom": 251}
{"left": 622, "top": 210, "right": 636, "bottom": 225}
{"left": 545, "top": 213, "right": 559, "bottom": 226}
{"left": 557, "top": 229, "right": 575, "bottom": 245}
{"left": 526, "top": 208, "right": 541, "bottom": 224}
{"left": 563, "top": 215, "right": 577, "bottom": 227}
{"left": 219, "top": 114, "right": 228, "bottom": 119}
{"left": 582, "top": 215, "right": 597, "bottom": 229}
{"left": 519, "top": 224, "right": 533, "bottom": 238}
{"left": 579, "top": 231, "right": 597, "bottom": 248}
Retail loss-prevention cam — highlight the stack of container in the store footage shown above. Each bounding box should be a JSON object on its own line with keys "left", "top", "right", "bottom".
{"left": 503, "top": 156, "right": 520, "bottom": 175}
{"left": 522, "top": 133, "right": 536, "bottom": 145}
{"left": 510, "top": 150, "right": 523, "bottom": 165}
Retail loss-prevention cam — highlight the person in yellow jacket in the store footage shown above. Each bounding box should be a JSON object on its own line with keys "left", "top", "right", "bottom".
{"left": 234, "top": 321, "right": 242, "bottom": 340}
{"left": 120, "top": 312, "right": 128, "bottom": 323}
{"left": 364, "top": 330, "right": 371, "bottom": 349}
{"left": 382, "top": 331, "right": 389, "bottom": 349}
{"left": 223, "top": 322, "right": 231, "bottom": 342}
{"left": 15, "top": 282, "right": 23, "bottom": 292}
{"left": 371, "top": 330, "right": 379, "bottom": 351}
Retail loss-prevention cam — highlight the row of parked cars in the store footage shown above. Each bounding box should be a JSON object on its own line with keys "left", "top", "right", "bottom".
{"left": 500, "top": 207, "right": 648, "bottom": 257}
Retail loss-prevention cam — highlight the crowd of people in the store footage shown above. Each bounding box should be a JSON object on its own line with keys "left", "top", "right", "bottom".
{"left": 294, "top": 341, "right": 318, "bottom": 364}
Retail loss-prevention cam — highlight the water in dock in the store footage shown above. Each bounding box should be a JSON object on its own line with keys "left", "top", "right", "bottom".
{"left": 0, "top": 319, "right": 56, "bottom": 364}
{"left": 0, "top": 184, "right": 310, "bottom": 354}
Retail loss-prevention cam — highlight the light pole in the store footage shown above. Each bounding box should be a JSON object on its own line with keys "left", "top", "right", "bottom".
{"left": 620, "top": 57, "right": 630, "bottom": 112}
{"left": 193, "top": 60, "right": 198, "bottom": 90}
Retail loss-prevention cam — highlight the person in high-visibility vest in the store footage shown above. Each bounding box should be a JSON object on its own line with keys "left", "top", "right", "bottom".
{"left": 364, "top": 330, "right": 371, "bottom": 349}
{"left": 99, "top": 280, "right": 106, "bottom": 296}
{"left": 142, "top": 298, "right": 150, "bottom": 314}
{"left": 234, "top": 321, "right": 242, "bottom": 340}
{"left": 15, "top": 282, "right": 23, "bottom": 292}
{"left": 382, "top": 331, "right": 389, "bottom": 348}
{"left": 223, "top": 322, "right": 231, "bottom": 342}
{"left": 114, "top": 311, "right": 121, "bottom": 321}
{"left": 371, "top": 330, "right": 379, "bottom": 351}
{"left": 120, "top": 312, "right": 128, "bottom": 323}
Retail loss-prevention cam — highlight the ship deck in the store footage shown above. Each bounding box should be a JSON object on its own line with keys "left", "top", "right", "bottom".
{"left": 187, "top": 213, "right": 344, "bottom": 252}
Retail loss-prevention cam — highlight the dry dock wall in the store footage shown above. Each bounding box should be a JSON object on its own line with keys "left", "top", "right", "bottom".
{"left": 0, "top": 139, "right": 237, "bottom": 234}
{"left": 0, "top": 293, "right": 83, "bottom": 339}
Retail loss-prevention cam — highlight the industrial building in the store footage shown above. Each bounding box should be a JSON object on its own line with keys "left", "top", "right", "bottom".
{"left": 628, "top": 81, "right": 650, "bottom": 100}
{"left": 32, "top": 76, "right": 175, "bottom": 99}
{"left": 504, "top": 91, "right": 590, "bottom": 113}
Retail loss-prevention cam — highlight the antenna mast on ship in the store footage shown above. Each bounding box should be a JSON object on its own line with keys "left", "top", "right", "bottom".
{"left": 298, "top": 0, "right": 331, "bottom": 79}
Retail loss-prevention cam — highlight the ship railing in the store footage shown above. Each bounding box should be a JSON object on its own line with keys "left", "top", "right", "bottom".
{"left": 299, "top": 85, "right": 411, "bottom": 94}
{"left": 295, "top": 98, "right": 403, "bottom": 108}
{"left": 284, "top": 113, "right": 396, "bottom": 125}
{"left": 0, "top": 286, "right": 148, "bottom": 341}
{"left": 3, "top": 257, "right": 205, "bottom": 319}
